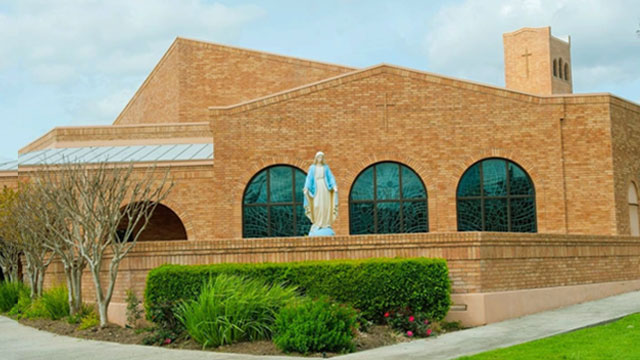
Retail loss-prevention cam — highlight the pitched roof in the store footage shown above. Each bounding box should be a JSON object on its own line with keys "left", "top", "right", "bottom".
{"left": 16, "top": 143, "right": 213, "bottom": 169}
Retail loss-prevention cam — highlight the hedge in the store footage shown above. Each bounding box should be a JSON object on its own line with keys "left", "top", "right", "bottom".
{"left": 144, "top": 257, "right": 451, "bottom": 326}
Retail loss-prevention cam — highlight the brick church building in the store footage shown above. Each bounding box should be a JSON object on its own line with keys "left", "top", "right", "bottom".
{"left": 1, "top": 26, "right": 640, "bottom": 326}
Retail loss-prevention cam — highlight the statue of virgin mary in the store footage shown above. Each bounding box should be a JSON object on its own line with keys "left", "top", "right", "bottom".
{"left": 303, "top": 152, "right": 338, "bottom": 236}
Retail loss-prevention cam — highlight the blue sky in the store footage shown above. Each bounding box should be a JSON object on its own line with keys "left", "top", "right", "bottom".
{"left": 0, "top": 0, "right": 639, "bottom": 161}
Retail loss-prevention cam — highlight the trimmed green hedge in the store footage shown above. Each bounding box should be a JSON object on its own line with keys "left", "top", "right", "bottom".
{"left": 144, "top": 257, "right": 451, "bottom": 326}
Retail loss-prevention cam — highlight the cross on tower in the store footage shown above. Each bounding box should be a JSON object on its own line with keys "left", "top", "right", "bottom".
{"left": 376, "top": 93, "right": 396, "bottom": 131}
{"left": 521, "top": 48, "right": 533, "bottom": 78}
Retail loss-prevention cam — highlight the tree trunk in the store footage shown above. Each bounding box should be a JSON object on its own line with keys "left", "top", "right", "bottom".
{"left": 64, "top": 264, "right": 84, "bottom": 316}
{"left": 27, "top": 265, "right": 37, "bottom": 299}
{"left": 9, "top": 265, "right": 18, "bottom": 283}
{"left": 90, "top": 265, "right": 108, "bottom": 327}
{"left": 97, "top": 301, "right": 108, "bottom": 328}
{"left": 36, "top": 267, "right": 45, "bottom": 298}
{"left": 71, "top": 266, "right": 83, "bottom": 314}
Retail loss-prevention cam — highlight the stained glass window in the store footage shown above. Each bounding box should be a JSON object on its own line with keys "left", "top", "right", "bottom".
{"left": 349, "top": 162, "right": 428, "bottom": 234}
{"left": 243, "top": 165, "right": 311, "bottom": 238}
{"left": 457, "top": 158, "right": 536, "bottom": 232}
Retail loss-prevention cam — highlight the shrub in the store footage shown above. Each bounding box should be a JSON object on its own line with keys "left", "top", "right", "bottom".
{"left": 384, "top": 307, "right": 433, "bottom": 338}
{"left": 273, "top": 297, "right": 357, "bottom": 354}
{"left": 24, "top": 298, "right": 48, "bottom": 319}
{"left": 145, "top": 258, "right": 450, "bottom": 327}
{"left": 125, "top": 289, "right": 143, "bottom": 328}
{"left": 17, "top": 285, "right": 70, "bottom": 320}
{"left": 78, "top": 311, "right": 99, "bottom": 330}
{"left": 174, "top": 274, "right": 297, "bottom": 348}
{"left": 40, "top": 285, "right": 70, "bottom": 320}
{"left": 8, "top": 291, "right": 32, "bottom": 317}
{"left": 0, "top": 281, "right": 29, "bottom": 312}
{"left": 67, "top": 303, "right": 96, "bottom": 324}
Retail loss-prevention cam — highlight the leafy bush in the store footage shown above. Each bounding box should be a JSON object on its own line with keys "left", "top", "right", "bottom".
{"left": 14, "top": 285, "right": 70, "bottom": 320}
{"left": 145, "top": 258, "right": 450, "bottom": 327}
{"left": 384, "top": 307, "right": 433, "bottom": 338}
{"left": 175, "top": 274, "right": 297, "bottom": 348}
{"left": 8, "top": 291, "right": 32, "bottom": 317}
{"left": 67, "top": 303, "right": 96, "bottom": 324}
{"left": 273, "top": 297, "right": 357, "bottom": 354}
{"left": 24, "top": 298, "right": 48, "bottom": 319}
{"left": 40, "top": 285, "right": 70, "bottom": 320}
{"left": 0, "top": 281, "right": 29, "bottom": 312}
{"left": 125, "top": 289, "right": 143, "bottom": 328}
{"left": 78, "top": 311, "right": 99, "bottom": 330}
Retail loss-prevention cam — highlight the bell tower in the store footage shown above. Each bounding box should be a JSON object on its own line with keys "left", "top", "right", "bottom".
{"left": 503, "top": 26, "right": 573, "bottom": 95}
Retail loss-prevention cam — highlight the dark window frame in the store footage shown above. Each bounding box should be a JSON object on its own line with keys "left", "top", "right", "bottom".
{"left": 242, "top": 165, "right": 308, "bottom": 238}
{"left": 456, "top": 158, "right": 537, "bottom": 232}
{"left": 348, "top": 161, "right": 429, "bottom": 234}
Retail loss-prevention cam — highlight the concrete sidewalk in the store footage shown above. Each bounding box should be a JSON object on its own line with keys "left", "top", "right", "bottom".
{"left": 1, "top": 290, "right": 639, "bottom": 360}
{"left": 338, "top": 290, "right": 640, "bottom": 360}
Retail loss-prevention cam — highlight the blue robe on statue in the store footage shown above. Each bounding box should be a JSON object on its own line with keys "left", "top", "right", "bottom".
{"left": 303, "top": 164, "right": 338, "bottom": 236}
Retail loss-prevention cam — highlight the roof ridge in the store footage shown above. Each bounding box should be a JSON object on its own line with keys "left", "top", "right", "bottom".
{"left": 208, "top": 62, "right": 640, "bottom": 115}
{"left": 174, "top": 37, "right": 356, "bottom": 71}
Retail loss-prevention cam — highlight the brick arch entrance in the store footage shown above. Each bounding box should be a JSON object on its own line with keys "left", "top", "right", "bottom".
{"left": 118, "top": 203, "right": 188, "bottom": 241}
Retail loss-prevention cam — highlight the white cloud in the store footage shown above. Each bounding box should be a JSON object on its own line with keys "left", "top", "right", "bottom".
{"left": 0, "top": 1, "right": 264, "bottom": 80}
{"left": 423, "top": 0, "right": 640, "bottom": 93}
{"left": 0, "top": 0, "right": 265, "bottom": 126}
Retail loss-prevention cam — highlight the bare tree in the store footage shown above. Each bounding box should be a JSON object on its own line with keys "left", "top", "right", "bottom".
{"left": 0, "top": 187, "right": 21, "bottom": 283}
{"left": 9, "top": 185, "right": 56, "bottom": 298}
{"left": 0, "top": 238, "right": 20, "bottom": 283}
{"left": 36, "top": 162, "right": 173, "bottom": 327}
{"left": 24, "top": 172, "right": 87, "bottom": 314}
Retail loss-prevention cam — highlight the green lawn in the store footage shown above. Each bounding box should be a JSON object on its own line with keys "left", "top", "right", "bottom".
{"left": 458, "top": 313, "right": 640, "bottom": 360}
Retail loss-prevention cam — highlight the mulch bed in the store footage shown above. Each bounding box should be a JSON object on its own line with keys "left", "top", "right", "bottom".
{"left": 18, "top": 318, "right": 410, "bottom": 357}
{"left": 19, "top": 318, "right": 148, "bottom": 345}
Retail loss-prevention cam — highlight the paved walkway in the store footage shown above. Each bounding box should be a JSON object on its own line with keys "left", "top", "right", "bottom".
{"left": 2, "top": 290, "right": 640, "bottom": 360}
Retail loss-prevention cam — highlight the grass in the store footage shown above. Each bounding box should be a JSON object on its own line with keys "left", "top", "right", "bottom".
{"left": 458, "top": 313, "right": 640, "bottom": 360}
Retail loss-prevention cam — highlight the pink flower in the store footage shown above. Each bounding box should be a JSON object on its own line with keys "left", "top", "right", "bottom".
{"left": 406, "top": 330, "right": 413, "bottom": 337}
{"left": 424, "top": 320, "right": 429, "bottom": 325}
{"left": 384, "top": 312, "right": 390, "bottom": 318}
{"left": 163, "top": 338, "right": 172, "bottom": 345}
{"left": 408, "top": 316, "right": 415, "bottom": 322}
{"left": 426, "top": 329, "right": 432, "bottom": 336}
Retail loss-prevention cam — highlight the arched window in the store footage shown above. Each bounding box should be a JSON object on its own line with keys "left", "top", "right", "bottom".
{"left": 629, "top": 183, "right": 639, "bottom": 236}
{"left": 117, "top": 203, "right": 187, "bottom": 241}
{"left": 243, "top": 165, "right": 310, "bottom": 238}
{"left": 457, "top": 158, "right": 536, "bottom": 232}
{"left": 349, "top": 162, "right": 428, "bottom": 234}
{"left": 558, "top": 58, "right": 563, "bottom": 79}
{"left": 553, "top": 59, "right": 558, "bottom": 77}
{"left": 564, "top": 63, "right": 569, "bottom": 81}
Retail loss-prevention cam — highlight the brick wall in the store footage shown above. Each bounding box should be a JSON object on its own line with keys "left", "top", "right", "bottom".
{"left": 113, "top": 42, "right": 181, "bottom": 125}
{"left": 209, "top": 65, "right": 617, "bottom": 238}
{"left": 0, "top": 174, "right": 18, "bottom": 189}
{"left": 549, "top": 36, "right": 573, "bottom": 94}
{"left": 503, "top": 26, "right": 572, "bottom": 95}
{"left": 610, "top": 97, "right": 640, "bottom": 235}
{"left": 114, "top": 38, "right": 354, "bottom": 125}
{"left": 559, "top": 96, "right": 616, "bottom": 235}
{"left": 40, "top": 232, "right": 640, "bottom": 305}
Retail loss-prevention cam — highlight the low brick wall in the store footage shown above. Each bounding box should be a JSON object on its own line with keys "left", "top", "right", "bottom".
{"left": 41, "top": 232, "right": 640, "bottom": 325}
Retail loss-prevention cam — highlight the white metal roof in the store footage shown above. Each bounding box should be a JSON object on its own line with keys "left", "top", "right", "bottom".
{"left": 0, "top": 143, "right": 213, "bottom": 171}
